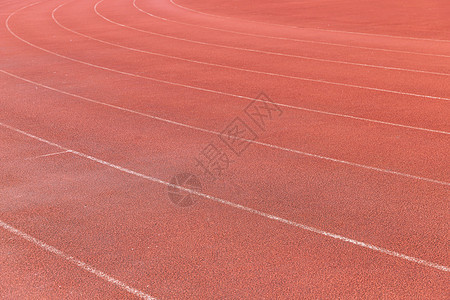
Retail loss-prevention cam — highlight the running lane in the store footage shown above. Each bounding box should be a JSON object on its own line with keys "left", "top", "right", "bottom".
{"left": 136, "top": 0, "right": 450, "bottom": 56}
{"left": 171, "top": 0, "right": 450, "bottom": 40}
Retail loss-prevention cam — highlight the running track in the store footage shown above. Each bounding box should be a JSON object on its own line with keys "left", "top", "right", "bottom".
{"left": 0, "top": 0, "right": 449, "bottom": 298}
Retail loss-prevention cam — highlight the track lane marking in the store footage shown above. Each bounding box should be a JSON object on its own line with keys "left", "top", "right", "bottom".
{"left": 0, "top": 220, "right": 155, "bottom": 299}
{"left": 1, "top": 69, "right": 449, "bottom": 186}
{"left": 169, "top": 0, "right": 450, "bottom": 43}
{"left": 25, "top": 149, "right": 70, "bottom": 160}
{"left": 131, "top": 0, "right": 450, "bottom": 58}
{"left": 0, "top": 121, "right": 448, "bottom": 273}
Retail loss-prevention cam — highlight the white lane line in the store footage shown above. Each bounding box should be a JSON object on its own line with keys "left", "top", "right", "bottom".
{"left": 2, "top": 69, "right": 449, "bottom": 186}
{"left": 25, "top": 149, "right": 70, "bottom": 160}
{"left": 81, "top": 1, "right": 450, "bottom": 76}
{"left": 0, "top": 121, "right": 448, "bottom": 273}
{"left": 0, "top": 219, "right": 156, "bottom": 299}
{"left": 131, "top": 0, "right": 450, "bottom": 58}
{"left": 5, "top": 51, "right": 449, "bottom": 137}
{"left": 7, "top": 4, "right": 450, "bottom": 118}
{"left": 169, "top": 0, "right": 450, "bottom": 43}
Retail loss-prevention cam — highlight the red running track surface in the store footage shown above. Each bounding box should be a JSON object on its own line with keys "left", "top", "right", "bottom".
{"left": 0, "top": 0, "right": 449, "bottom": 298}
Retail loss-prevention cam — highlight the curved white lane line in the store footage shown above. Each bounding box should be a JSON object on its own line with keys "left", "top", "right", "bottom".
{"left": 0, "top": 121, "right": 448, "bottom": 273}
{"left": 132, "top": 0, "right": 450, "bottom": 58}
{"left": 1, "top": 69, "right": 449, "bottom": 186}
{"left": 0, "top": 221, "right": 156, "bottom": 299}
{"left": 80, "top": 1, "right": 449, "bottom": 76}
{"left": 170, "top": 0, "right": 450, "bottom": 43}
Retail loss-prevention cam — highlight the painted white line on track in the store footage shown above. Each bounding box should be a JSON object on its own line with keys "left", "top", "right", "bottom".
{"left": 169, "top": 0, "right": 450, "bottom": 43}
{"left": 0, "top": 219, "right": 156, "bottom": 299}
{"left": 131, "top": 0, "right": 450, "bottom": 58}
{"left": 25, "top": 149, "right": 70, "bottom": 160}
{"left": 2, "top": 69, "right": 449, "bottom": 186}
{"left": 6, "top": 43, "right": 449, "bottom": 137}
{"left": 81, "top": 1, "right": 450, "bottom": 76}
{"left": 0, "top": 121, "right": 448, "bottom": 273}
